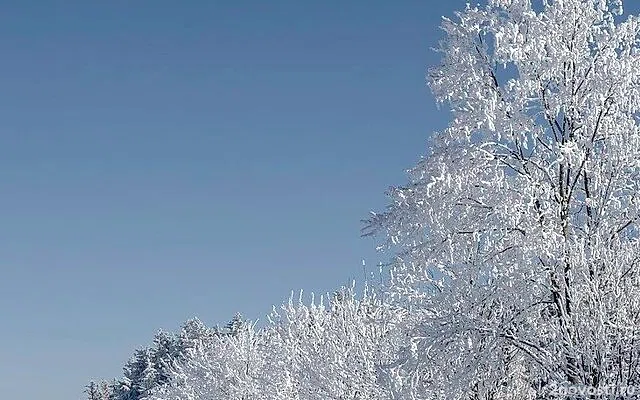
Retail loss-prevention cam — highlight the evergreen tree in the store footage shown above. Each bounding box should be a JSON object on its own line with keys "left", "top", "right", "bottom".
{"left": 176, "top": 318, "right": 218, "bottom": 355}
{"left": 225, "top": 312, "right": 247, "bottom": 336}
{"left": 98, "top": 381, "right": 113, "bottom": 400}
{"left": 84, "top": 381, "right": 101, "bottom": 400}
{"left": 149, "top": 330, "right": 177, "bottom": 387}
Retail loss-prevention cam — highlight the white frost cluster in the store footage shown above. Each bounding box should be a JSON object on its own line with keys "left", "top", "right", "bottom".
{"left": 147, "top": 287, "right": 404, "bottom": 400}
{"left": 364, "top": 0, "right": 640, "bottom": 397}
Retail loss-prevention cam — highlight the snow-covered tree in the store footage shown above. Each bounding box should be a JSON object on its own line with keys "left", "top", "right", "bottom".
{"left": 152, "top": 320, "right": 266, "bottom": 400}
{"left": 225, "top": 312, "right": 248, "bottom": 337}
{"left": 109, "top": 323, "right": 215, "bottom": 400}
{"left": 265, "top": 286, "right": 403, "bottom": 400}
{"left": 98, "top": 316, "right": 254, "bottom": 400}
{"left": 99, "top": 381, "right": 114, "bottom": 400}
{"left": 176, "top": 318, "right": 219, "bottom": 352}
{"left": 113, "top": 348, "right": 156, "bottom": 400}
{"left": 147, "top": 286, "right": 402, "bottom": 400}
{"left": 364, "top": 0, "right": 640, "bottom": 398}
{"left": 85, "top": 381, "right": 102, "bottom": 400}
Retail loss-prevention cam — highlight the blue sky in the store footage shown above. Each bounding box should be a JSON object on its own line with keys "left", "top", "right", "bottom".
{"left": 0, "top": 0, "right": 480, "bottom": 399}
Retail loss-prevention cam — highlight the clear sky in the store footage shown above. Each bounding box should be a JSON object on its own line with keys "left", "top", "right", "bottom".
{"left": 0, "top": 0, "right": 508, "bottom": 399}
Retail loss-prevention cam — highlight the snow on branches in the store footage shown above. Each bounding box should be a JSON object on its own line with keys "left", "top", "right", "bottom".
{"left": 364, "top": 0, "right": 640, "bottom": 398}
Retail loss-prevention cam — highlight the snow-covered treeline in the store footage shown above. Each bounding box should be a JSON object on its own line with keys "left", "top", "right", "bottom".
{"left": 86, "top": 1, "right": 640, "bottom": 398}
{"left": 86, "top": 287, "right": 405, "bottom": 400}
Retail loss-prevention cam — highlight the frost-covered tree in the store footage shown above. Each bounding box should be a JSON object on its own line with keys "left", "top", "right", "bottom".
{"left": 176, "top": 318, "right": 220, "bottom": 352}
{"left": 265, "top": 287, "right": 403, "bottom": 400}
{"left": 114, "top": 348, "right": 156, "bottom": 400}
{"left": 152, "top": 320, "right": 266, "bottom": 400}
{"left": 95, "top": 317, "right": 248, "bottom": 400}
{"left": 225, "top": 312, "right": 248, "bottom": 337}
{"left": 85, "top": 381, "right": 102, "bottom": 400}
{"left": 108, "top": 322, "right": 218, "bottom": 400}
{"left": 365, "top": 0, "right": 640, "bottom": 398}
{"left": 147, "top": 286, "right": 402, "bottom": 400}
{"left": 99, "top": 381, "right": 114, "bottom": 400}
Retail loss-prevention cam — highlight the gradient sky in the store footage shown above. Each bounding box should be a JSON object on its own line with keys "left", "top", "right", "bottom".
{"left": 3, "top": 0, "right": 621, "bottom": 399}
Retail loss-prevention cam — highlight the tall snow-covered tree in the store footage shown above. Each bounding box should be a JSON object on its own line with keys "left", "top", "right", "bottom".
{"left": 99, "top": 381, "right": 114, "bottom": 400}
{"left": 176, "top": 318, "right": 219, "bottom": 352}
{"left": 85, "top": 381, "right": 102, "bottom": 400}
{"left": 365, "top": 0, "right": 640, "bottom": 398}
{"left": 225, "top": 312, "right": 248, "bottom": 337}
{"left": 111, "top": 329, "right": 184, "bottom": 400}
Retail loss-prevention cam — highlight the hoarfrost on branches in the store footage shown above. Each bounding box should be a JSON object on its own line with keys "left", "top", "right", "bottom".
{"left": 364, "top": 0, "right": 640, "bottom": 398}
{"left": 147, "top": 286, "right": 403, "bottom": 400}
